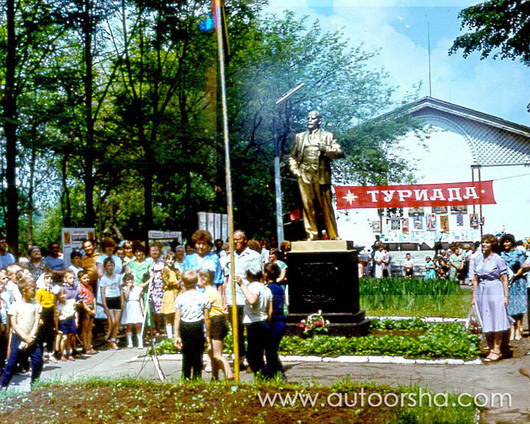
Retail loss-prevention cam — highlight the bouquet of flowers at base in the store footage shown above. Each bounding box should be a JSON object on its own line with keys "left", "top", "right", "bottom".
{"left": 298, "top": 310, "right": 330, "bottom": 337}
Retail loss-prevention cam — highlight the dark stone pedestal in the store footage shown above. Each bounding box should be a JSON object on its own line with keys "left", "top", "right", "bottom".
{"left": 286, "top": 241, "right": 370, "bottom": 336}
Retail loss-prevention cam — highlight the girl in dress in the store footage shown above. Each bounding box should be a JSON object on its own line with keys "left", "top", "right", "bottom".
{"left": 77, "top": 271, "right": 96, "bottom": 354}
{"left": 424, "top": 256, "right": 437, "bottom": 280}
{"left": 147, "top": 242, "right": 165, "bottom": 335}
{"left": 473, "top": 234, "right": 513, "bottom": 362}
{"left": 500, "top": 233, "right": 527, "bottom": 341}
{"left": 121, "top": 274, "right": 144, "bottom": 349}
{"left": 161, "top": 252, "right": 181, "bottom": 339}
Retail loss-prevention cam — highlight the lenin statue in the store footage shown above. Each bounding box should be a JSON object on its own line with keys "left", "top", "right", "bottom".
{"left": 288, "top": 111, "right": 344, "bottom": 241}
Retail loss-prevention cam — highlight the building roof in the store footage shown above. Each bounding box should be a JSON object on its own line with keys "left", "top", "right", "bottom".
{"left": 385, "top": 96, "right": 530, "bottom": 166}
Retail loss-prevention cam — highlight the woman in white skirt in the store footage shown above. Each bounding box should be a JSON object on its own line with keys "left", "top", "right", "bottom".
{"left": 473, "top": 234, "right": 513, "bottom": 362}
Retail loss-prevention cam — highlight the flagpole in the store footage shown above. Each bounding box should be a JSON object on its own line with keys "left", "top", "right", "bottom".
{"left": 213, "top": 0, "right": 239, "bottom": 382}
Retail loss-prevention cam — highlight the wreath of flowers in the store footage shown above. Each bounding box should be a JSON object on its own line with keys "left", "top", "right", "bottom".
{"left": 298, "top": 310, "right": 330, "bottom": 337}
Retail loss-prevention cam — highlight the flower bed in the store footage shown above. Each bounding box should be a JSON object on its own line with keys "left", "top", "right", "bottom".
{"left": 152, "top": 319, "right": 481, "bottom": 360}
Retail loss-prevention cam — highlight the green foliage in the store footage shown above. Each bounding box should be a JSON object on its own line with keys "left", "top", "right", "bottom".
{"left": 276, "top": 322, "right": 480, "bottom": 360}
{"left": 152, "top": 337, "right": 177, "bottom": 355}
{"left": 1, "top": 0, "right": 425, "bottom": 242}
{"left": 369, "top": 318, "right": 428, "bottom": 331}
{"left": 152, "top": 320, "right": 480, "bottom": 360}
{"left": 360, "top": 277, "right": 472, "bottom": 317}
{"left": 451, "top": 0, "right": 530, "bottom": 63}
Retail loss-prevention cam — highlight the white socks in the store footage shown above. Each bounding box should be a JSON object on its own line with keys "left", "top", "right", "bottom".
{"left": 137, "top": 333, "right": 143, "bottom": 349}
{"left": 165, "top": 324, "right": 173, "bottom": 339}
{"left": 126, "top": 332, "right": 133, "bottom": 348}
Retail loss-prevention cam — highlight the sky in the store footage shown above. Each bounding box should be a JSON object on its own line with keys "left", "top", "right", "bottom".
{"left": 264, "top": 0, "right": 530, "bottom": 126}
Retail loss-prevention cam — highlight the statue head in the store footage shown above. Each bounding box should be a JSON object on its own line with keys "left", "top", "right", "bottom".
{"left": 307, "top": 110, "right": 322, "bottom": 131}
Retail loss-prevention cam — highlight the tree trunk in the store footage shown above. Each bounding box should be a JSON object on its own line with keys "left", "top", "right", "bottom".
{"left": 83, "top": 0, "right": 96, "bottom": 227}
{"left": 61, "top": 154, "right": 72, "bottom": 227}
{"left": 4, "top": 0, "right": 19, "bottom": 255}
{"left": 26, "top": 144, "right": 37, "bottom": 247}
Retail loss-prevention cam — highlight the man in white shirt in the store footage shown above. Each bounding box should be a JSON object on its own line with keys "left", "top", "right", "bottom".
{"left": 223, "top": 230, "right": 261, "bottom": 364}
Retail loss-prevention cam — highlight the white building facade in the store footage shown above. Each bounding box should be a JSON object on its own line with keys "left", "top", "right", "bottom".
{"left": 336, "top": 97, "right": 530, "bottom": 248}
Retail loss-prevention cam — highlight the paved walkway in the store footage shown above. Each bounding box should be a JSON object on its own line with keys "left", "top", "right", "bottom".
{"left": 4, "top": 339, "right": 530, "bottom": 423}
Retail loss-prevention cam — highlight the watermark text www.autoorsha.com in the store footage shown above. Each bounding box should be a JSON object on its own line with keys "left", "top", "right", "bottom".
{"left": 257, "top": 388, "right": 511, "bottom": 409}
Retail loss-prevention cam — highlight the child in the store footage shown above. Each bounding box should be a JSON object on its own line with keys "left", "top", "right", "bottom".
{"left": 99, "top": 257, "right": 123, "bottom": 349}
{"left": 67, "top": 251, "right": 83, "bottom": 286}
{"left": 174, "top": 270, "right": 210, "bottom": 380}
{"left": 0, "top": 271, "right": 11, "bottom": 372}
{"left": 36, "top": 272, "right": 57, "bottom": 363}
{"left": 121, "top": 274, "right": 144, "bottom": 349}
{"left": 77, "top": 270, "right": 96, "bottom": 354}
{"left": 5, "top": 264, "right": 22, "bottom": 301}
{"left": 55, "top": 288, "right": 78, "bottom": 361}
{"left": 235, "top": 261, "right": 272, "bottom": 377}
{"left": 63, "top": 271, "right": 79, "bottom": 301}
{"left": 161, "top": 252, "right": 181, "bottom": 339}
{"left": 0, "top": 278, "right": 43, "bottom": 389}
{"left": 436, "top": 256, "right": 450, "bottom": 279}
{"left": 198, "top": 269, "right": 233, "bottom": 381}
{"left": 263, "top": 262, "right": 286, "bottom": 380}
{"left": 424, "top": 256, "right": 437, "bottom": 280}
{"left": 268, "top": 248, "right": 287, "bottom": 283}
{"left": 403, "top": 253, "right": 414, "bottom": 278}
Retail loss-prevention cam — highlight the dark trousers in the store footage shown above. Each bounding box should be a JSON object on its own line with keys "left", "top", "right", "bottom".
{"left": 1, "top": 333, "right": 43, "bottom": 387}
{"left": 266, "top": 318, "right": 286, "bottom": 377}
{"left": 180, "top": 320, "right": 204, "bottom": 380}
{"left": 37, "top": 306, "right": 55, "bottom": 354}
{"left": 0, "top": 327, "right": 8, "bottom": 370}
{"left": 246, "top": 321, "right": 270, "bottom": 377}
{"left": 228, "top": 305, "right": 246, "bottom": 358}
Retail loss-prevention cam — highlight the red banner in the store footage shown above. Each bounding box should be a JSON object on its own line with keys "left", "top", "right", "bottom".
{"left": 334, "top": 181, "right": 496, "bottom": 209}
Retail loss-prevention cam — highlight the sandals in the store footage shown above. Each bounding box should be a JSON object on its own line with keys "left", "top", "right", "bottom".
{"left": 484, "top": 351, "right": 502, "bottom": 362}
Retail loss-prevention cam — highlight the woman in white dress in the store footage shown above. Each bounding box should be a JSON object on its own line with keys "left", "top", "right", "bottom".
{"left": 121, "top": 273, "right": 144, "bottom": 348}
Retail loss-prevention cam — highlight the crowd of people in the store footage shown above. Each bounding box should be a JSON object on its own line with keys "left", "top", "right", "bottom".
{"left": 0, "top": 228, "right": 529, "bottom": 388}
{"left": 364, "top": 234, "right": 530, "bottom": 363}
{"left": 0, "top": 231, "right": 292, "bottom": 388}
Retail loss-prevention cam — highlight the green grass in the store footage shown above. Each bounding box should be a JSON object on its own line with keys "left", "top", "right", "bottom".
{"left": 360, "top": 277, "right": 472, "bottom": 317}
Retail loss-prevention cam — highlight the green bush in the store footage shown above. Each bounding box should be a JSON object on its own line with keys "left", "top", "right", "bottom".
{"left": 151, "top": 320, "right": 480, "bottom": 360}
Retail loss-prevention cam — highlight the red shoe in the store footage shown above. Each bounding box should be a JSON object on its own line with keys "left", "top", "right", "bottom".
{"left": 60, "top": 355, "right": 67, "bottom": 362}
{"left": 68, "top": 355, "right": 75, "bottom": 361}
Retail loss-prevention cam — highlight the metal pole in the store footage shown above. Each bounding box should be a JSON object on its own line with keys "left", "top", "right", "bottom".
{"left": 274, "top": 141, "right": 284, "bottom": 244}
{"left": 478, "top": 165, "right": 484, "bottom": 238}
{"left": 274, "top": 83, "right": 304, "bottom": 244}
{"left": 213, "top": 0, "right": 239, "bottom": 382}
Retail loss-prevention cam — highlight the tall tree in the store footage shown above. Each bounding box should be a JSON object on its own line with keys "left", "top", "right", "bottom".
{"left": 226, "top": 11, "right": 415, "bottom": 235}
{"left": 450, "top": 0, "right": 530, "bottom": 63}
{"left": 0, "top": 0, "right": 74, "bottom": 250}
{"left": 3, "top": 0, "right": 18, "bottom": 253}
